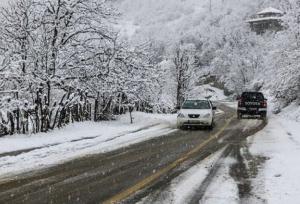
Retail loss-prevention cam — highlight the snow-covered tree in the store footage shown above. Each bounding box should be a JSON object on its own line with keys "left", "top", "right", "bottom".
{"left": 172, "top": 44, "right": 196, "bottom": 107}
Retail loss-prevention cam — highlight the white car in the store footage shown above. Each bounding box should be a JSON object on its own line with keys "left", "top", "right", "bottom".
{"left": 177, "top": 99, "right": 216, "bottom": 129}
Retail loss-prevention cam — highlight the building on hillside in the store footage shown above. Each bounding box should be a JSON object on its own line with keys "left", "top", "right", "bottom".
{"left": 247, "top": 7, "right": 284, "bottom": 34}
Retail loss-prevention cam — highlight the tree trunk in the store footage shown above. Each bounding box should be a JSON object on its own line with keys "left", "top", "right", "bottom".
{"left": 8, "top": 112, "right": 14, "bottom": 135}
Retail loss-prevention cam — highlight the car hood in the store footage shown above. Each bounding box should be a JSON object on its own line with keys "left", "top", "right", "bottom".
{"left": 179, "top": 109, "right": 212, "bottom": 115}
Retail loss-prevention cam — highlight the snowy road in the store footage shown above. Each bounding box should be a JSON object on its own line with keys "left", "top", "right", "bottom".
{"left": 0, "top": 104, "right": 265, "bottom": 204}
{"left": 130, "top": 118, "right": 264, "bottom": 204}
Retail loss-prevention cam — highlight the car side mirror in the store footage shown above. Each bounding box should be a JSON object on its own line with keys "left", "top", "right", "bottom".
{"left": 212, "top": 106, "right": 217, "bottom": 110}
{"left": 176, "top": 106, "right": 181, "bottom": 110}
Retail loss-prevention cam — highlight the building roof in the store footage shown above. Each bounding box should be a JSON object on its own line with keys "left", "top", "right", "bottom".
{"left": 246, "top": 16, "right": 282, "bottom": 23}
{"left": 257, "top": 7, "right": 284, "bottom": 15}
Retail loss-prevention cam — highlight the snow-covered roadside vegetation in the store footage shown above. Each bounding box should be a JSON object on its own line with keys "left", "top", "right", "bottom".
{"left": 0, "top": 0, "right": 170, "bottom": 136}
{"left": 0, "top": 112, "right": 176, "bottom": 179}
{"left": 0, "top": 112, "right": 176, "bottom": 155}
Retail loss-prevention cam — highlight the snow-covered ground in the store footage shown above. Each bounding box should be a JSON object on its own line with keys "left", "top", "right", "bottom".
{"left": 0, "top": 112, "right": 177, "bottom": 179}
{"left": 0, "top": 0, "right": 10, "bottom": 7}
{"left": 188, "top": 84, "right": 228, "bottom": 101}
{"left": 200, "top": 157, "right": 239, "bottom": 204}
{"left": 247, "top": 103, "right": 300, "bottom": 204}
{"left": 115, "top": 20, "right": 140, "bottom": 38}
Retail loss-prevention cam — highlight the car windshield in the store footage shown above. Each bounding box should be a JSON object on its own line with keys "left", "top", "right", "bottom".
{"left": 182, "top": 100, "right": 211, "bottom": 109}
{"left": 242, "top": 92, "right": 264, "bottom": 101}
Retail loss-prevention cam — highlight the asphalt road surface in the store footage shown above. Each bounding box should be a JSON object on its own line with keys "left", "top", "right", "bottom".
{"left": 0, "top": 104, "right": 266, "bottom": 204}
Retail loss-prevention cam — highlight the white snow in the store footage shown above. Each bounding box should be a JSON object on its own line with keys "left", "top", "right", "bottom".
{"left": 188, "top": 84, "right": 228, "bottom": 101}
{"left": 0, "top": 112, "right": 176, "bottom": 154}
{"left": 279, "top": 102, "right": 300, "bottom": 122}
{"left": 169, "top": 149, "right": 227, "bottom": 204}
{"left": 0, "top": 0, "right": 10, "bottom": 7}
{"left": 221, "top": 101, "right": 238, "bottom": 109}
{"left": 139, "top": 148, "right": 239, "bottom": 204}
{"left": 247, "top": 104, "right": 300, "bottom": 204}
{"left": 0, "top": 112, "right": 177, "bottom": 180}
{"left": 200, "top": 157, "right": 239, "bottom": 204}
{"left": 115, "top": 20, "right": 140, "bottom": 38}
{"left": 247, "top": 16, "right": 282, "bottom": 23}
{"left": 257, "top": 7, "right": 284, "bottom": 15}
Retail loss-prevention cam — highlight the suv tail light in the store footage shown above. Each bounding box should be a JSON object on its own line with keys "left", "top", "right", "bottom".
{"left": 261, "top": 100, "right": 267, "bottom": 108}
{"left": 238, "top": 99, "right": 243, "bottom": 106}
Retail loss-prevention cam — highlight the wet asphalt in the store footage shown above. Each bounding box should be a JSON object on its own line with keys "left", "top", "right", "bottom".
{"left": 0, "top": 104, "right": 266, "bottom": 204}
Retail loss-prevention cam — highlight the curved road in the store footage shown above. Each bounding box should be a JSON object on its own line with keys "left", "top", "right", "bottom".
{"left": 0, "top": 104, "right": 265, "bottom": 204}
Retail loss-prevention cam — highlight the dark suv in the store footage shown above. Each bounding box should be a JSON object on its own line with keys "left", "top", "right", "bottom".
{"left": 237, "top": 92, "right": 267, "bottom": 119}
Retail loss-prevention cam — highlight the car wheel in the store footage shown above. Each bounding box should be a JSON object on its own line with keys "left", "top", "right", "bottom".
{"left": 260, "top": 113, "right": 267, "bottom": 120}
{"left": 177, "top": 124, "right": 184, "bottom": 130}
{"left": 208, "top": 120, "right": 214, "bottom": 130}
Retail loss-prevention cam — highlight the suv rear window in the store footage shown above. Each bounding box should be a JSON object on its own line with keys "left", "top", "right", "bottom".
{"left": 182, "top": 100, "right": 211, "bottom": 109}
{"left": 241, "top": 92, "right": 264, "bottom": 101}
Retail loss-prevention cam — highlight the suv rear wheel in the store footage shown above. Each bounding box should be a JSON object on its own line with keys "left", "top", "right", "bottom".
{"left": 237, "top": 112, "right": 242, "bottom": 119}
{"left": 260, "top": 112, "right": 267, "bottom": 120}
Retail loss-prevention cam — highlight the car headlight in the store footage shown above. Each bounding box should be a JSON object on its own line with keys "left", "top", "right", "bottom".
{"left": 177, "top": 113, "right": 185, "bottom": 118}
{"left": 203, "top": 113, "right": 211, "bottom": 118}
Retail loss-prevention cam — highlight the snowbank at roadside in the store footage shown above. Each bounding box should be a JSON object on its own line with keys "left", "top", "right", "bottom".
{"left": 248, "top": 104, "right": 300, "bottom": 204}
{"left": 0, "top": 112, "right": 176, "bottom": 155}
{"left": 279, "top": 102, "right": 300, "bottom": 122}
{"left": 0, "top": 112, "right": 177, "bottom": 179}
{"left": 132, "top": 112, "right": 177, "bottom": 127}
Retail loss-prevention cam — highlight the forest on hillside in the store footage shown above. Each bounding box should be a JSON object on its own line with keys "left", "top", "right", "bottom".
{"left": 0, "top": 0, "right": 299, "bottom": 136}
{"left": 116, "top": 0, "right": 300, "bottom": 107}
{"left": 0, "top": 0, "right": 165, "bottom": 135}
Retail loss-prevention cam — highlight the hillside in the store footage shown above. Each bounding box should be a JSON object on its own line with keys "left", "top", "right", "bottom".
{"left": 116, "top": 0, "right": 258, "bottom": 44}
{"left": 0, "top": 0, "right": 298, "bottom": 136}
{"left": 0, "top": 1, "right": 299, "bottom": 203}
{"left": 114, "top": 0, "right": 300, "bottom": 111}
